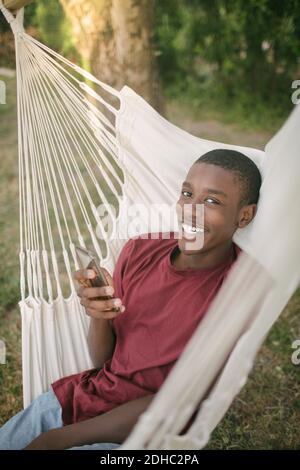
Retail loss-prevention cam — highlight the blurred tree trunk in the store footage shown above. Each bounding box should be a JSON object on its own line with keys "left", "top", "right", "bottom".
{"left": 60, "top": 0, "right": 163, "bottom": 112}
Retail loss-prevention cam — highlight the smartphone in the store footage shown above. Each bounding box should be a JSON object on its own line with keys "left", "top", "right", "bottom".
{"left": 75, "top": 246, "right": 119, "bottom": 311}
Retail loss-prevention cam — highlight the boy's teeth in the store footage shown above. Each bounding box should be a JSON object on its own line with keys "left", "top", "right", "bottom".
{"left": 182, "top": 223, "right": 204, "bottom": 234}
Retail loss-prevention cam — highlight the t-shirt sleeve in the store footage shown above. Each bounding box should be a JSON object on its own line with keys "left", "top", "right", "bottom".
{"left": 109, "top": 238, "right": 136, "bottom": 332}
{"left": 112, "top": 238, "right": 136, "bottom": 298}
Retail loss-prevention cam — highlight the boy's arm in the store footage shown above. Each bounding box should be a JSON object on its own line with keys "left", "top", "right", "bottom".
{"left": 87, "top": 317, "right": 116, "bottom": 368}
{"left": 75, "top": 269, "right": 119, "bottom": 368}
{"left": 77, "top": 238, "right": 134, "bottom": 368}
{"left": 24, "top": 393, "right": 155, "bottom": 450}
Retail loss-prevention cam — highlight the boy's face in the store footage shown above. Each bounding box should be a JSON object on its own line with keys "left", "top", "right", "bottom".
{"left": 176, "top": 163, "right": 257, "bottom": 254}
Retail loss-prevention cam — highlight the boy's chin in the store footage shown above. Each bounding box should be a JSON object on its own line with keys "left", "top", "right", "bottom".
{"left": 178, "top": 236, "right": 206, "bottom": 253}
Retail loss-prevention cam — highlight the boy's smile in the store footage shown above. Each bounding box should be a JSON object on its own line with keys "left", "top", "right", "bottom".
{"left": 173, "top": 162, "right": 257, "bottom": 270}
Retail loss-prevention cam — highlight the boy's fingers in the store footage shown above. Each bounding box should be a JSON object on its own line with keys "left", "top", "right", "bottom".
{"left": 73, "top": 269, "right": 96, "bottom": 282}
{"left": 84, "top": 306, "right": 122, "bottom": 320}
{"left": 79, "top": 296, "right": 125, "bottom": 318}
{"left": 81, "top": 296, "right": 123, "bottom": 311}
{"left": 77, "top": 285, "right": 114, "bottom": 298}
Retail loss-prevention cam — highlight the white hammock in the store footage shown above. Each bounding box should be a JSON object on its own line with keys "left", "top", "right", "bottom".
{"left": 1, "top": 3, "right": 300, "bottom": 450}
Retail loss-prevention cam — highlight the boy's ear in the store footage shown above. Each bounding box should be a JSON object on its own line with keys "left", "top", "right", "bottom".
{"left": 238, "top": 203, "right": 257, "bottom": 228}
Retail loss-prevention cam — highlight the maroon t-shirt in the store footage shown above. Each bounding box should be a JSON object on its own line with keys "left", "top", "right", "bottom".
{"left": 52, "top": 232, "right": 241, "bottom": 426}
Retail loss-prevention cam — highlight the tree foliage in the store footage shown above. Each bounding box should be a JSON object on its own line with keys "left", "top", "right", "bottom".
{"left": 154, "top": 0, "right": 300, "bottom": 119}
{"left": 1, "top": 0, "right": 299, "bottom": 124}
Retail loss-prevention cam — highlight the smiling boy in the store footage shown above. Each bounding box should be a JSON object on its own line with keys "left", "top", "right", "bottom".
{"left": 0, "top": 149, "right": 261, "bottom": 450}
{"left": 173, "top": 149, "right": 260, "bottom": 269}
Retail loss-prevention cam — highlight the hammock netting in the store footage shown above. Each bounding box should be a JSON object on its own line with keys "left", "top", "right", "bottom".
{"left": 1, "top": 3, "right": 299, "bottom": 450}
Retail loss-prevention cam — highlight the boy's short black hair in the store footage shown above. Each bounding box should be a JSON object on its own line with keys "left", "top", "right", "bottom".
{"left": 195, "top": 149, "right": 262, "bottom": 206}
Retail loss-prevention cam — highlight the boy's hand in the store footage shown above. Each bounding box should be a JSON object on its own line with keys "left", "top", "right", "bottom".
{"left": 73, "top": 268, "right": 125, "bottom": 320}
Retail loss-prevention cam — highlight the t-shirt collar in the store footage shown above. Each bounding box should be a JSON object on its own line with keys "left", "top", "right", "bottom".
{"left": 165, "top": 240, "right": 238, "bottom": 277}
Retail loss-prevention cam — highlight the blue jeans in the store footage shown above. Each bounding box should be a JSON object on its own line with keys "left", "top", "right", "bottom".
{"left": 0, "top": 389, "right": 121, "bottom": 450}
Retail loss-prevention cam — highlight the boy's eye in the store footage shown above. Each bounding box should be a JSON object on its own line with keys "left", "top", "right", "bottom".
{"left": 205, "top": 197, "right": 220, "bottom": 204}
{"left": 181, "top": 191, "right": 220, "bottom": 204}
{"left": 181, "top": 190, "right": 192, "bottom": 197}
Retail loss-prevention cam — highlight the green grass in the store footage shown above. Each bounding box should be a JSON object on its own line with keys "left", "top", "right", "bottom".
{"left": 207, "top": 291, "right": 300, "bottom": 449}
{"left": 163, "top": 79, "right": 292, "bottom": 135}
{"left": 0, "top": 74, "right": 23, "bottom": 423}
{"left": 0, "top": 75, "right": 299, "bottom": 448}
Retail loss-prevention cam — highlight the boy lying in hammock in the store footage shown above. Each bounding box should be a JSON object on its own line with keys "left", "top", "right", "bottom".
{"left": 0, "top": 149, "right": 261, "bottom": 450}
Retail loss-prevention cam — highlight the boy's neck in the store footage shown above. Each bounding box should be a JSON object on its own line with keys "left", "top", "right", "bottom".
{"left": 171, "top": 240, "right": 234, "bottom": 271}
